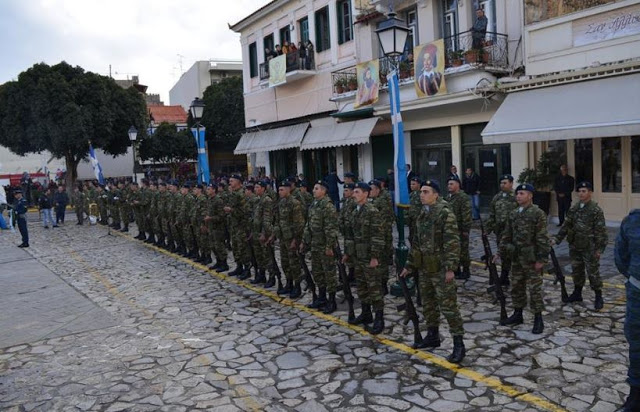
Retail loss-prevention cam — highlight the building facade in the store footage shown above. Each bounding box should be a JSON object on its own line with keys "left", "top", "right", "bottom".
{"left": 169, "top": 60, "right": 243, "bottom": 111}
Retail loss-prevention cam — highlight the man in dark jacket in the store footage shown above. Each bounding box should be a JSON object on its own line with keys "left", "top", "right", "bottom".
{"left": 554, "top": 164, "right": 575, "bottom": 226}
{"left": 54, "top": 185, "right": 69, "bottom": 225}
{"left": 471, "top": 8, "right": 488, "bottom": 50}
{"left": 462, "top": 168, "right": 481, "bottom": 220}
{"left": 324, "top": 171, "right": 343, "bottom": 211}
{"left": 616, "top": 209, "right": 640, "bottom": 411}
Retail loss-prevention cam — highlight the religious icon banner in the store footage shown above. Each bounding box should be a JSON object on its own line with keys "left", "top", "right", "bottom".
{"left": 414, "top": 39, "right": 447, "bottom": 98}
{"left": 354, "top": 59, "right": 380, "bottom": 108}
{"left": 269, "top": 54, "right": 286, "bottom": 87}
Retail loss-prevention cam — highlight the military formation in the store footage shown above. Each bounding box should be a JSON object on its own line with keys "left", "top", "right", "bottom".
{"left": 70, "top": 171, "right": 606, "bottom": 365}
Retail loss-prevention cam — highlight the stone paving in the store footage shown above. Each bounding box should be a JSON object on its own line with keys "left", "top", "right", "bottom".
{"left": 0, "top": 214, "right": 631, "bottom": 412}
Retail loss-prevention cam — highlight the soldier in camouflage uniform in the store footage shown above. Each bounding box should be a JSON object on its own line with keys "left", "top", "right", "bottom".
{"left": 83, "top": 181, "right": 96, "bottom": 219}
{"left": 486, "top": 174, "right": 518, "bottom": 285}
{"left": 368, "top": 180, "right": 394, "bottom": 295}
{"left": 108, "top": 182, "right": 121, "bottom": 230}
{"left": 167, "top": 181, "right": 183, "bottom": 253}
{"left": 343, "top": 182, "right": 385, "bottom": 333}
{"left": 400, "top": 180, "right": 465, "bottom": 363}
{"left": 143, "top": 181, "right": 156, "bottom": 244}
{"left": 154, "top": 183, "right": 167, "bottom": 247}
{"left": 248, "top": 181, "right": 273, "bottom": 285}
{"left": 297, "top": 181, "right": 313, "bottom": 211}
{"left": 446, "top": 177, "right": 473, "bottom": 279}
{"left": 225, "top": 175, "right": 250, "bottom": 278}
{"left": 205, "top": 182, "right": 229, "bottom": 271}
{"left": 118, "top": 181, "right": 131, "bottom": 233}
{"left": 96, "top": 185, "right": 109, "bottom": 225}
{"left": 190, "top": 184, "right": 209, "bottom": 263}
{"left": 73, "top": 185, "right": 85, "bottom": 225}
{"left": 498, "top": 183, "right": 550, "bottom": 334}
{"left": 553, "top": 181, "right": 607, "bottom": 310}
{"left": 339, "top": 182, "right": 357, "bottom": 284}
{"left": 301, "top": 181, "right": 339, "bottom": 313}
{"left": 129, "top": 182, "right": 145, "bottom": 239}
{"left": 218, "top": 180, "right": 232, "bottom": 251}
{"left": 274, "top": 181, "right": 305, "bottom": 298}
{"left": 407, "top": 177, "right": 423, "bottom": 247}
{"left": 175, "top": 183, "right": 193, "bottom": 257}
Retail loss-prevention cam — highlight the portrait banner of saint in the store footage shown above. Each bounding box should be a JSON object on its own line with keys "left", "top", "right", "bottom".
{"left": 414, "top": 39, "right": 447, "bottom": 98}
{"left": 269, "top": 54, "right": 286, "bottom": 87}
{"left": 354, "top": 59, "right": 380, "bottom": 108}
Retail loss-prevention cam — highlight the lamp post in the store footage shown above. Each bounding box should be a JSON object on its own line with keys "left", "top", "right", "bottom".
{"left": 376, "top": 12, "right": 411, "bottom": 276}
{"left": 190, "top": 97, "right": 209, "bottom": 184}
{"left": 128, "top": 126, "right": 138, "bottom": 183}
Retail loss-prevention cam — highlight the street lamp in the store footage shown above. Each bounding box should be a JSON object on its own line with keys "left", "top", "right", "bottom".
{"left": 376, "top": 12, "right": 411, "bottom": 293}
{"left": 128, "top": 126, "right": 138, "bottom": 182}
{"left": 190, "top": 97, "right": 210, "bottom": 184}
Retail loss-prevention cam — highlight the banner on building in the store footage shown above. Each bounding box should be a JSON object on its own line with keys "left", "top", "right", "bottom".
{"left": 269, "top": 55, "right": 287, "bottom": 87}
{"left": 414, "top": 39, "right": 447, "bottom": 98}
{"left": 354, "top": 59, "right": 380, "bottom": 109}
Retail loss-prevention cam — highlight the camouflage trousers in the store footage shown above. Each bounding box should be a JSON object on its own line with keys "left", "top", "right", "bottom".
{"left": 209, "top": 228, "right": 228, "bottom": 262}
{"left": 459, "top": 231, "right": 470, "bottom": 268}
{"left": 355, "top": 258, "right": 384, "bottom": 311}
{"left": 279, "top": 239, "right": 300, "bottom": 282}
{"left": 252, "top": 236, "right": 269, "bottom": 270}
{"left": 145, "top": 212, "right": 156, "bottom": 236}
{"left": 134, "top": 208, "right": 145, "bottom": 232}
{"left": 119, "top": 205, "right": 131, "bottom": 228}
{"left": 182, "top": 221, "right": 195, "bottom": 251}
{"left": 153, "top": 215, "right": 163, "bottom": 239}
{"left": 162, "top": 218, "right": 173, "bottom": 245}
{"left": 495, "top": 229, "right": 511, "bottom": 272}
{"left": 381, "top": 224, "right": 393, "bottom": 281}
{"left": 310, "top": 247, "right": 337, "bottom": 293}
{"left": 193, "top": 224, "right": 207, "bottom": 255}
{"left": 171, "top": 222, "right": 184, "bottom": 249}
{"left": 98, "top": 204, "right": 108, "bottom": 224}
{"left": 511, "top": 257, "right": 545, "bottom": 313}
{"left": 110, "top": 205, "right": 120, "bottom": 225}
{"left": 230, "top": 222, "right": 250, "bottom": 266}
{"left": 569, "top": 247, "right": 603, "bottom": 291}
{"left": 419, "top": 269, "right": 464, "bottom": 336}
{"left": 75, "top": 206, "right": 84, "bottom": 224}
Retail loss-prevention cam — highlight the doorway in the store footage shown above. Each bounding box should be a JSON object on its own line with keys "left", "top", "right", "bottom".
{"left": 303, "top": 148, "right": 336, "bottom": 184}
{"left": 411, "top": 127, "right": 452, "bottom": 186}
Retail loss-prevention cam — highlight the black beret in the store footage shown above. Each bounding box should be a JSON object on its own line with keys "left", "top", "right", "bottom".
{"left": 422, "top": 180, "right": 440, "bottom": 193}
{"left": 500, "top": 174, "right": 514, "bottom": 182}
{"left": 577, "top": 181, "right": 593, "bottom": 191}
{"left": 355, "top": 182, "right": 371, "bottom": 192}
{"left": 280, "top": 180, "right": 291, "bottom": 187}
{"left": 447, "top": 177, "right": 461, "bottom": 184}
{"left": 516, "top": 183, "right": 535, "bottom": 193}
{"left": 230, "top": 174, "right": 243, "bottom": 181}
{"left": 208, "top": 182, "right": 218, "bottom": 189}
{"left": 315, "top": 180, "right": 329, "bottom": 189}
{"left": 344, "top": 172, "right": 356, "bottom": 178}
{"left": 195, "top": 184, "right": 204, "bottom": 190}
{"left": 410, "top": 176, "right": 422, "bottom": 183}
{"left": 368, "top": 179, "right": 382, "bottom": 188}
{"left": 297, "top": 180, "right": 309, "bottom": 188}
{"left": 182, "top": 183, "right": 191, "bottom": 189}
{"left": 158, "top": 182, "right": 167, "bottom": 187}
{"left": 256, "top": 181, "right": 269, "bottom": 188}
{"left": 131, "top": 182, "right": 139, "bottom": 186}
{"left": 343, "top": 183, "right": 355, "bottom": 190}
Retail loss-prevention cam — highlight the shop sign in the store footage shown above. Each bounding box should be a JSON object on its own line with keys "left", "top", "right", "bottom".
{"left": 573, "top": 4, "right": 640, "bottom": 47}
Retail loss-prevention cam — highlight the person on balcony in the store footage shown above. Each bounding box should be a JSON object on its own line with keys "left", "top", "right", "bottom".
{"left": 275, "top": 44, "right": 283, "bottom": 56}
{"left": 282, "top": 42, "right": 289, "bottom": 54}
{"left": 471, "top": 8, "right": 488, "bottom": 50}
{"left": 297, "top": 42, "right": 307, "bottom": 70}
{"left": 305, "top": 40, "right": 315, "bottom": 69}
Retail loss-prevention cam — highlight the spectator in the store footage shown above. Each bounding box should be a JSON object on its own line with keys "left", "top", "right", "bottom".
{"left": 324, "top": 170, "right": 343, "bottom": 211}
{"left": 282, "top": 41, "right": 289, "bottom": 54}
{"left": 449, "top": 165, "right": 460, "bottom": 181}
{"left": 14, "top": 189, "right": 29, "bottom": 247}
{"left": 471, "top": 8, "right": 488, "bottom": 50}
{"left": 298, "top": 42, "right": 307, "bottom": 70}
{"left": 54, "top": 185, "right": 69, "bottom": 226}
{"left": 406, "top": 164, "right": 416, "bottom": 190}
{"left": 462, "top": 167, "right": 481, "bottom": 220}
{"left": 0, "top": 185, "right": 8, "bottom": 230}
{"left": 305, "top": 40, "right": 315, "bottom": 69}
{"left": 275, "top": 44, "right": 283, "bottom": 55}
{"left": 615, "top": 209, "right": 640, "bottom": 411}
{"left": 554, "top": 164, "right": 575, "bottom": 226}
{"left": 289, "top": 42, "right": 297, "bottom": 54}
{"left": 39, "top": 188, "right": 54, "bottom": 229}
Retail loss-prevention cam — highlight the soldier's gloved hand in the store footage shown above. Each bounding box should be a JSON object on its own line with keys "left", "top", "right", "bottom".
{"left": 290, "top": 239, "right": 298, "bottom": 251}
{"left": 369, "top": 258, "right": 379, "bottom": 268}
{"left": 259, "top": 234, "right": 266, "bottom": 245}
{"left": 492, "top": 253, "right": 501, "bottom": 264}
{"left": 325, "top": 248, "right": 334, "bottom": 257}
{"left": 550, "top": 238, "right": 557, "bottom": 246}
{"left": 534, "top": 262, "right": 544, "bottom": 271}
{"left": 399, "top": 268, "right": 409, "bottom": 278}
{"left": 341, "top": 254, "right": 349, "bottom": 264}
{"left": 445, "top": 270, "right": 455, "bottom": 283}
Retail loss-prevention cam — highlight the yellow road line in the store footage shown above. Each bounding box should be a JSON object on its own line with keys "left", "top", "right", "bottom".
{"left": 113, "top": 231, "right": 567, "bottom": 412}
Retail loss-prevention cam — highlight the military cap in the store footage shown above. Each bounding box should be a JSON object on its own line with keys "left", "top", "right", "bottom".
{"left": 422, "top": 179, "right": 440, "bottom": 193}
{"left": 355, "top": 182, "right": 371, "bottom": 192}
{"left": 158, "top": 182, "right": 167, "bottom": 187}
{"left": 208, "top": 182, "right": 218, "bottom": 189}
{"left": 182, "top": 182, "right": 191, "bottom": 189}
{"left": 13, "top": 188, "right": 23, "bottom": 194}
{"left": 194, "top": 184, "right": 204, "bottom": 190}
{"left": 256, "top": 180, "right": 269, "bottom": 188}
{"left": 230, "top": 173, "right": 243, "bottom": 181}
{"left": 410, "top": 176, "right": 422, "bottom": 183}
{"left": 577, "top": 181, "right": 593, "bottom": 191}
{"left": 375, "top": 176, "right": 387, "bottom": 183}
{"left": 344, "top": 172, "right": 356, "bottom": 178}
{"left": 500, "top": 174, "right": 514, "bottom": 182}
{"left": 315, "top": 180, "right": 329, "bottom": 190}
{"left": 297, "top": 180, "right": 309, "bottom": 188}
{"left": 280, "top": 180, "right": 291, "bottom": 187}
{"left": 131, "top": 181, "right": 139, "bottom": 186}
{"left": 343, "top": 183, "right": 355, "bottom": 190}
{"left": 368, "top": 179, "right": 382, "bottom": 188}
{"left": 218, "top": 180, "right": 228, "bottom": 187}
{"left": 244, "top": 184, "right": 254, "bottom": 191}
{"left": 447, "top": 176, "right": 461, "bottom": 184}
{"left": 515, "top": 183, "right": 535, "bottom": 193}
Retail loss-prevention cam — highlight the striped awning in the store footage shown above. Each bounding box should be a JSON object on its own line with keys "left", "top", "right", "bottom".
{"left": 234, "top": 122, "right": 309, "bottom": 154}
{"left": 300, "top": 117, "right": 378, "bottom": 151}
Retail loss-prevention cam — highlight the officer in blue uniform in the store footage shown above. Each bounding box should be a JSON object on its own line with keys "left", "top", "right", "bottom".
{"left": 13, "top": 189, "right": 29, "bottom": 247}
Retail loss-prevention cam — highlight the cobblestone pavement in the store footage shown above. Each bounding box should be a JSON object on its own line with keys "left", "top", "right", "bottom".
{"left": 0, "top": 215, "right": 630, "bottom": 412}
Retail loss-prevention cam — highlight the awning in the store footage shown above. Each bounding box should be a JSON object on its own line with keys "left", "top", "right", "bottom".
{"left": 482, "top": 73, "right": 640, "bottom": 144}
{"left": 234, "top": 122, "right": 309, "bottom": 154}
{"left": 300, "top": 117, "right": 378, "bottom": 151}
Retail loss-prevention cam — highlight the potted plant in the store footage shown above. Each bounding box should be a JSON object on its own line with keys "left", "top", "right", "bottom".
{"left": 465, "top": 48, "right": 489, "bottom": 64}
{"left": 334, "top": 77, "right": 346, "bottom": 94}
{"left": 447, "top": 50, "right": 464, "bottom": 67}
{"left": 517, "top": 150, "right": 566, "bottom": 215}
{"left": 379, "top": 70, "right": 388, "bottom": 86}
{"left": 347, "top": 75, "right": 358, "bottom": 91}
{"left": 399, "top": 61, "right": 411, "bottom": 79}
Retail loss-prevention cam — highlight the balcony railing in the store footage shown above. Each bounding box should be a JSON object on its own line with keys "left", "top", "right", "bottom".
{"left": 331, "top": 66, "right": 357, "bottom": 95}
{"left": 443, "top": 30, "right": 508, "bottom": 69}
{"left": 259, "top": 52, "right": 316, "bottom": 81}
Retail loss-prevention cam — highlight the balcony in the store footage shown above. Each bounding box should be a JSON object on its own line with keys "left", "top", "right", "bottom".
{"left": 443, "top": 30, "right": 509, "bottom": 71}
{"left": 259, "top": 52, "right": 316, "bottom": 83}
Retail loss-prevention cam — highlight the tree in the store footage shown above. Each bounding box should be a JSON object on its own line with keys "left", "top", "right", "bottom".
{"left": 0, "top": 61, "right": 148, "bottom": 190}
{"left": 201, "top": 76, "right": 245, "bottom": 142}
{"left": 137, "top": 122, "right": 197, "bottom": 178}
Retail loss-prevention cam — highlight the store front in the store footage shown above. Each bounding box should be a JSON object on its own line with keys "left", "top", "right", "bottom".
{"left": 411, "top": 128, "right": 452, "bottom": 186}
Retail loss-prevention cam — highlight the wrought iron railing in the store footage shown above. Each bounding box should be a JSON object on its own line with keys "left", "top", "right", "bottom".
{"left": 259, "top": 52, "right": 316, "bottom": 81}
{"left": 331, "top": 66, "right": 357, "bottom": 95}
{"left": 443, "top": 30, "right": 508, "bottom": 68}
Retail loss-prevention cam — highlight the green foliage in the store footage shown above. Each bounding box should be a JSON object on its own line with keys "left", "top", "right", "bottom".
{"left": 201, "top": 76, "right": 245, "bottom": 142}
{"left": 0, "top": 61, "right": 148, "bottom": 187}
{"left": 518, "top": 150, "right": 565, "bottom": 191}
{"left": 138, "top": 122, "right": 197, "bottom": 178}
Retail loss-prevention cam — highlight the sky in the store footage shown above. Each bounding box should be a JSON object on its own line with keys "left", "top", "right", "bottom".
{"left": 0, "top": 0, "right": 271, "bottom": 103}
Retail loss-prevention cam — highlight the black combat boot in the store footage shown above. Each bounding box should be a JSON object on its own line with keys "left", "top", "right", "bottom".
{"left": 217, "top": 260, "right": 229, "bottom": 272}
{"left": 175, "top": 245, "right": 185, "bottom": 256}
{"left": 120, "top": 226, "right": 129, "bottom": 233}
{"left": 532, "top": 312, "right": 544, "bottom": 334}
{"left": 136, "top": 232, "right": 145, "bottom": 240}
{"left": 446, "top": 336, "right": 466, "bottom": 364}
{"left": 228, "top": 264, "right": 243, "bottom": 277}
{"left": 203, "top": 255, "right": 213, "bottom": 265}
{"left": 145, "top": 234, "right": 155, "bottom": 244}
{"left": 278, "top": 279, "right": 292, "bottom": 295}
{"left": 250, "top": 269, "right": 267, "bottom": 284}
{"left": 348, "top": 267, "right": 356, "bottom": 285}
{"left": 594, "top": 290, "right": 604, "bottom": 310}
{"left": 500, "top": 268, "right": 510, "bottom": 286}
{"left": 502, "top": 308, "right": 523, "bottom": 326}
{"left": 350, "top": 304, "right": 373, "bottom": 325}
{"left": 415, "top": 326, "right": 441, "bottom": 349}
{"left": 366, "top": 310, "right": 385, "bottom": 335}
{"left": 623, "top": 385, "right": 640, "bottom": 412}
{"left": 454, "top": 267, "right": 464, "bottom": 280}
{"left": 307, "top": 287, "right": 327, "bottom": 309}
{"left": 264, "top": 273, "right": 276, "bottom": 288}
{"left": 238, "top": 265, "right": 252, "bottom": 280}
{"left": 323, "top": 293, "right": 337, "bottom": 314}
{"left": 155, "top": 236, "right": 165, "bottom": 247}
{"left": 289, "top": 281, "right": 302, "bottom": 299}
{"left": 568, "top": 286, "right": 583, "bottom": 303}
{"left": 167, "top": 243, "right": 175, "bottom": 252}
{"left": 461, "top": 266, "right": 471, "bottom": 280}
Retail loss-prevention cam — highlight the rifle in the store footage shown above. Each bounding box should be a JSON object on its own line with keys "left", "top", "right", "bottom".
{"left": 549, "top": 247, "right": 569, "bottom": 303}
{"left": 396, "top": 272, "right": 423, "bottom": 346}
{"left": 299, "top": 251, "right": 317, "bottom": 302}
{"left": 267, "top": 244, "right": 283, "bottom": 290}
{"left": 479, "top": 219, "right": 508, "bottom": 324}
{"left": 333, "top": 241, "right": 355, "bottom": 323}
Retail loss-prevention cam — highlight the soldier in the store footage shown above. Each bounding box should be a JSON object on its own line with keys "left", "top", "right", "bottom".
{"left": 73, "top": 185, "right": 85, "bottom": 225}
{"left": 130, "top": 182, "right": 145, "bottom": 239}
{"left": 343, "top": 182, "right": 385, "bottom": 333}
{"left": 486, "top": 174, "right": 518, "bottom": 285}
{"left": 96, "top": 185, "right": 108, "bottom": 225}
{"left": 301, "top": 181, "right": 339, "bottom": 313}
{"left": 446, "top": 177, "right": 473, "bottom": 280}
{"left": 224, "top": 174, "right": 250, "bottom": 277}
{"left": 407, "top": 176, "right": 422, "bottom": 246}
{"left": 170, "top": 181, "right": 186, "bottom": 254}
{"left": 143, "top": 181, "right": 156, "bottom": 244}
{"left": 118, "top": 181, "right": 131, "bottom": 233}
{"left": 175, "top": 183, "right": 193, "bottom": 257}
{"left": 339, "top": 182, "right": 357, "bottom": 284}
{"left": 155, "top": 182, "right": 168, "bottom": 247}
{"left": 400, "top": 180, "right": 465, "bottom": 363}
{"left": 191, "top": 184, "right": 209, "bottom": 263}
{"left": 498, "top": 183, "right": 550, "bottom": 334}
{"left": 274, "top": 181, "right": 305, "bottom": 298}
{"left": 108, "top": 181, "right": 121, "bottom": 230}
{"left": 368, "top": 179, "right": 394, "bottom": 295}
{"left": 297, "top": 181, "right": 313, "bottom": 211}
{"left": 205, "top": 182, "right": 229, "bottom": 271}
{"left": 552, "top": 181, "right": 607, "bottom": 310}
{"left": 249, "top": 181, "right": 273, "bottom": 284}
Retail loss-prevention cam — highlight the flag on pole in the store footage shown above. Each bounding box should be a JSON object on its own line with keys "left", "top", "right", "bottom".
{"left": 88, "top": 143, "right": 105, "bottom": 185}
{"left": 191, "top": 127, "right": 210, "bottom": 184}
{"left": 388, "top": 70, "right": 409, "bottom": 208}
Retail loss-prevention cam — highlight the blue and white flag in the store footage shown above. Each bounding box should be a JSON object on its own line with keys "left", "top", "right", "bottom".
{"left": 89, "top": 143, "right": 105, "bottom": 185}
{"left": 191, "top": 127, "right": 210, "bottom": 184}
{"left": 388, "top": 70, "right": 409, "bottom": 208}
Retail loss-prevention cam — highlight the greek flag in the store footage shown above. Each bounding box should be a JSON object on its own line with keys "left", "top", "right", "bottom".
{"left": 388, "top": 70, "right": 409, "bottom": 208}
{"left": 191, "top": 127, "right": 210, "bottom": 184}
{"left": 89, "top": 143, "right": 105, "bottom": 185}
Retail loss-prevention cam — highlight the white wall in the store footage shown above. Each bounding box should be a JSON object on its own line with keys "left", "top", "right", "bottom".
{"left": 76, "top": 148, "right": 134, "bottom": 180}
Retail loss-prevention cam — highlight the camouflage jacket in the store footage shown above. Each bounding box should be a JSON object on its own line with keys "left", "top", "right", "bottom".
{"left": 84, "top": 188, "right": 96, "bottom": 208}
{"left": 176, "top": 193, "right": 193, "bottom": 225}
{"left": 156, "top": 190, "right": 168, "bottom": 218}
{"left": 344, "top": 202, "right": 384, "bottom": 261}
{"left": 303, "top": 196, "right": 339, "bottom": 250}
{"left": 371, "top": 194, "right": 394, "bottom": 228}
{"left": 129, "top": 189, "right": 143, "bottom": 211}
{"left": 73, "top": 191, "right": 85, "bottom": 208}
{"left": 406, "top": 190, "right": 422, "bottom": 229}
{"left": 226, "top": 189, "right": 246, "bottom": 225}
{"left": 500, "top": 204, "right": 550, "bottom": 264}
{"left": 446, "top": 191, "right": 472, "bottom": 233}
{"left": 148, "top": 189, "right": 159, "bottom": 216}
{"left": 245, "top": 194, "right": 259, "bottom": 221}
{"left": 406, "top": 201, "right": 460, "bottom": 273}
{"left": 251, "top": 193, "right": 274, "bottom": 237}
{"left": 191, "top": 194, "right": 208, "bottom": 227}
{"left": 339, "top": 196, "right": 356, "bottom": 236}
{"left": 486, "top": 191, "right": 517, "bottom": 235}
{"left": 167, "top": 191, "right": 179, "bottom": 222}
{"left": 555, "top": 200, "right": 607, "bottom": 252}
{"left": 275, "top": 195, "right": 305, "bottom": 242}
{"left": 206, "top": 194, "right": 226, "bottom": 229}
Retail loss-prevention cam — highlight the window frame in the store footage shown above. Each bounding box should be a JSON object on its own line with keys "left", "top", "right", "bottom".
{"left": 299, "top": 17, "right": 309, "bottom": 44}
{"left": 248, "top": 42, "right": 258, "bottom": 78}
{"left": 337, "top": 0, "right": 353, "bottom": 45}
{"left": 263, "top": 34, "right": 274, "bottom": 57}
{"left": 315, "top": 6, "right": 331, "bottom": 52}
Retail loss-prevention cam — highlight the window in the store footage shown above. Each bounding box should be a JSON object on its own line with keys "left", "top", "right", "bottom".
{"left": 633, "top": 137, "right": 640, "bottom": 193}
{"left": 405, "top": 8, "right": 418, "bottom": 53}
{"left": 299, "top": 17, "right": 309, "bottom": 44}
{"left": 574, "top": 139, "right": 593, "bottom": 190}
{"left": 315, "top": 6, "right": 331, "bottom": 52}
{"left": 601, "top": 137, "right": 621, "bottom": 193}
{"left": 263, "top": 34, "right": 274, "bottom": 57}
{"left": 337, "top": 0, "right": 353, "bottom": 44}
{"left": 442, "top": 0, "right": 458, "bottom": 52}
{"left": 279, "top": 26, "right": 291, "bottom": 47}
{"left": 248, "top": 42, "right": 258, "bottom": 78}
